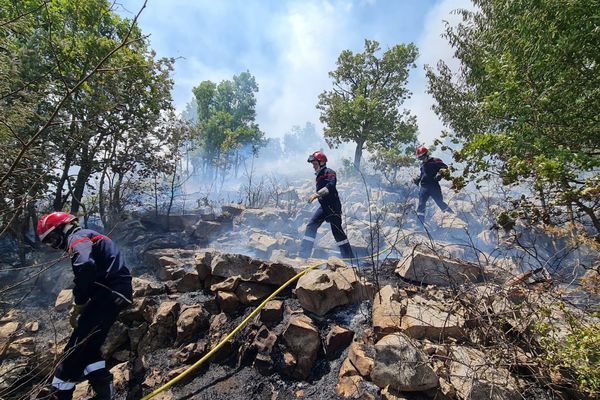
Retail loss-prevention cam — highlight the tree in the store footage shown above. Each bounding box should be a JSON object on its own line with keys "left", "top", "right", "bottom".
{"left": 426, "top": 0, "right": 600, "bottom": 236}
{"left": 191, "top": 71, "right": 265, "bottom": 181}
{"left": 317, "top": 39, "right": 419, "bottom": 170}
{"left": 282, "top": 122, "right": 326, "bottom": 155}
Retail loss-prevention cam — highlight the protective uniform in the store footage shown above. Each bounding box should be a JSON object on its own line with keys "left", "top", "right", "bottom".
{"left": 299, "top": 152, "right": 354, "bottom": 259}
{"left": 37, "top": 213, "right": 132, "bottom": 400}
{"left": 414, "top": 149, "right": 453, "bottom": 223}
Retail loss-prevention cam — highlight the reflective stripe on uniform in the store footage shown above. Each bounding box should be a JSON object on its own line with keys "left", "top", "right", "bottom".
{"left": 302, "top": 236, "right": 315, "bottom": 242}
{"left": 52, "top": 376, "right": 76, "bottom": 390}
{"left": 84, "top": 360, "right": 105, "bottom": 375}
{"left": 336, "top": 239, "right": 349, "bottom": 246}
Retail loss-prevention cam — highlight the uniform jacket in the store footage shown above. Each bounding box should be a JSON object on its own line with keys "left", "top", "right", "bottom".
{"left": 315, "top": 166, "right": 342, "bottom": 215}
{"left": 67, "top": 229, "right": 132, "bottom": 305}
{"left": 418, "top": 157, "right": 448, "bottom": 186}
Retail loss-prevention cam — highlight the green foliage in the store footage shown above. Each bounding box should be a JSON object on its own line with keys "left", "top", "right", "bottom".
{"left": 318, "top": 39, "right": 419, "bottom": 170}
{"left": 191, "top": 71, "right": 265, "bottom": 179}
{"left": 537, "top": 311, "right": 600, "bottom": 397}
{"left": 0, "top": 0, "right": 179, "bottom": 238}
{"left": 426, "top": 0, "right": 600, "bottom": 235}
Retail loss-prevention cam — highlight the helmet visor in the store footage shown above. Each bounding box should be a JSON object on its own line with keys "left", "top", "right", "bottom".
{"left": 42, "top": 230, "right": 63, "bottom": 249}
{"left": 417, "top": 153, "right": 428, "bottom": 161}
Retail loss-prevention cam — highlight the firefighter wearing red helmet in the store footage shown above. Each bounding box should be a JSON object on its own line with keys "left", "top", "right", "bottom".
{"left": 36, "top": 212, "right": 132, "bottom": 400}
{"left": 412, "top": 146, "right": 453, "bottom": 224}
{"left": 300, "top": 151, "right": 354, "bottom": 259}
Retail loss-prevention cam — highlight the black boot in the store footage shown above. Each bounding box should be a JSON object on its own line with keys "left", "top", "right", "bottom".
{"left": 339, "top": 243, "right": 355, "bottom": 260}
{"left": 88, "top": 370, "right": 114, "bottom": 400}
{"left": 299, "top": 238, "right": 314, "bottom": 259}
{"left": 47, "top": 387, "right": 75, "bottom": 400}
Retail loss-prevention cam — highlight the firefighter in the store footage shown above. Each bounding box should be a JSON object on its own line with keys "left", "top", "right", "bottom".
{"left": 299, "top": 151, "right": 354, "bottom": 259}
{"left": 36, "top": 212, "right": 132, "bottom": 400}
{"left": 413, "top": 146, "right": 454, "bottom": 224}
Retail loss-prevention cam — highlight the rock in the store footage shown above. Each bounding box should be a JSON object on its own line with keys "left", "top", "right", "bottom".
{"left": 449, "top": 346, "right": 520, "bottom": 400}
{"left": 192, "top": 220, "right": 229, "bottom": 241}
{"left": 235, "top": 282, "right": 273, "bottom": 305}
{"left": 120, "top": 297, "right": 157, "bottom": 324}
{"left": 216, "top": 291, "right": 240, "bottom": 314}
{"left": 296, "top": 267, "right": 375, "bottom": 315}
{"left": 73, "top": 381, "right": 91, "bottom": 399}
{"left": 260, "top": 300, "right": 284, "bottom": 326}
{"left": 395, "top": 251, "right": 482, "bottom": 286}
{"left": 325, "top": 325, "right": 354, "bottom": 360}
{"left": 0, "top": 321, "right": 20, "bottom": 346}
{"left": 248, "top": 232, "right": 278, "bottom": 257}
{"left": 210, "top": 276, "right": 241, "bottom": 292}
{"left": 221, "top": 203, "right": 244, "bottom": 215}
{"left": 175, "top": 270, "right": 201, "bottom": 292}
{"left": 194, "top": 251, "right": 213, "bottom": 280}
{"left": 381, "top": 386, "right": 410, "bottom": 400}
{"left": 6, "top": 337, "right": 35, "bottom": 357}
{"left": 102, "top": 321, "right": 128, "bottom": 359}
{"left": 251, "top": 326, "right": 278, "bottom": 374}
{"left": 400, "top": 296, "right": 466, "bottom": 340}
{"left": 24, "top": 321, "right": 39, "bottom": 332}
{"left": 335, "top": 375, "right": 364, "bottom": 398}
{"left": 370, "top": 333, "right": 438, "bottom": 392}
{"left": 282, "top": 314, "right": 320, "bottom": 380}
{"left": 110, "top": 362, "right": 130, "bottom": 389}
{"left": 348, "top": 341, "right": 375, "bottom": 377}
{"left": 176, "top": 305, "right": 209, "bottom": 344}
{"left": 55, "top": 289, "right": 73, "bottom": 311}
{"left": 132, "top": 277, "right": 166, "bottom": 297}
{"left": 210, "top": 252, "right": 297, "bottom": 285}
{"left": 139, "top": 301, "right": 180, "bottom": 351}
{"left": 372, "top": 285, "right": 405, "bottom": 338}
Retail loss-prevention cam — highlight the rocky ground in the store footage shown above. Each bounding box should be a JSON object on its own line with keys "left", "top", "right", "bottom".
{"left": 0, "top": 179, "right": 598, "bottom": 400}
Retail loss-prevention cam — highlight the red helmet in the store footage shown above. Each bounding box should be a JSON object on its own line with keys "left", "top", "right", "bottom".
{"left": 307, "top": 151, "right": 327, "bottom": 163}
{"left": 37, "top": 212, "right": 77, "bottom": 241}
{"left": 415, "top": 146, "right": 429, "bottom": 160}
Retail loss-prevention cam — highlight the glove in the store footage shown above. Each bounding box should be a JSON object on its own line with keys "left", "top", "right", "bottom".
{"left": 69, "top": 302, "right": 88, "bottom": 329}
{"left": 412, "top": 177, "right": 420, "bottom": 185}
{"left": 435, "top": 173, "right": 443, "bottom": 182}
{"left": 308, "top": 193, "right": 319, "bottom": 203}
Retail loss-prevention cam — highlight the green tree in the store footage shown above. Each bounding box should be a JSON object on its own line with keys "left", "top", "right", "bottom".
{"left": 317, "top": 39, "right": 419, "bottom": 170}
{"left": 426, "top": 0, "right": 600, "bottom": 235}
{"left": 191, "top": 71, "right": 265, "bottom": 181}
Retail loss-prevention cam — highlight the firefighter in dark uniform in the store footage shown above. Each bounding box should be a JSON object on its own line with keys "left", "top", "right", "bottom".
{"left": 299, "top": 151, "right": 354, "bottom": 259}
{"left": 36, "top": 212, "right": 133, "bottom": 400}
{"left": 413, "top": 146, "right": 454, "bottom": 224}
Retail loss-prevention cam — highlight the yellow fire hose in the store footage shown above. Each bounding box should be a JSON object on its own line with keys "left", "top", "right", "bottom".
{"left": 140, "top": 247, "right": 390, "bottom": 400}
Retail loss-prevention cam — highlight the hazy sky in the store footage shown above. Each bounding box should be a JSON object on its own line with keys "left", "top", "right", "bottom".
{"left": 116, "top": 0, "right": 472, "bottom": 146}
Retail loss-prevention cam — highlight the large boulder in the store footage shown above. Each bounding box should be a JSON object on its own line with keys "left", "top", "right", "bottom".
{"left": 296, "top": 266, "right": 374, "bottom": 315}
{"left": 395, "top": 250, "right": 482, "bottom": 286}
{"left": 370, "top": 333, "right": 438, "bottom": 392}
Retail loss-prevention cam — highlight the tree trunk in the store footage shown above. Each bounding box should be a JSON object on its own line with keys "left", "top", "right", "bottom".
{"left": 70, "top": 147, "right": 92, "bottom": 215}
{"left": 53, "top": 153, "right": 73, "bottom": 211}
{"left": 353, "top": 140, "right": 365, "bottom": 170}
